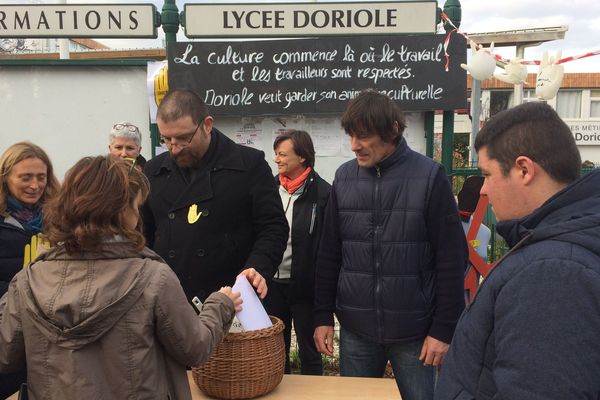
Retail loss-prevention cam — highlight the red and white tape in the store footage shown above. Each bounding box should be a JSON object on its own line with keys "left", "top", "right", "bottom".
{"left": 441, "top": 12, "right": 600, "bottom": 68}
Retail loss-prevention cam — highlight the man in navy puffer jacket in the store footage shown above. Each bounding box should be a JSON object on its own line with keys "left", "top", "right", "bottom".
{"left": 314, "top": 90, "right": 467, "bottom": 400}
{"left": 436, "top": 102, "right": 600, "bottom": 399}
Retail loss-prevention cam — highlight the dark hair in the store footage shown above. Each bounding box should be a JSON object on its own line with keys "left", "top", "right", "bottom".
{"left": 157, "top": 89, "right": 209, "bottom": 125}
{"left": 0, "top": 141, "right": 60, "bottom": 216}
{"left": 273, "top": 130, "right": 316, "bottom": 168}
{"left": 43, "top": 156, "right": 150, "bottom": 253}
{"left": 341, "top": 89, "right": 406, "bottom": 145}
{"left": 475, "top": 102, "right": 580, "bottom": 184}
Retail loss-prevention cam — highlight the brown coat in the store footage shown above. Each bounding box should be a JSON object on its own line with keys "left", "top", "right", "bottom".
{"left": 0, "top": 242, "right": 234, "bottom": 400}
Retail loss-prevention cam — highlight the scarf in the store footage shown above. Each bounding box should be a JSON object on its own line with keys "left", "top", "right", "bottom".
{"left": 279, "top": 167, "right": 312, "bottom": 194}
{"left": 7, "top": 195, "right": 43, "bottom": 235}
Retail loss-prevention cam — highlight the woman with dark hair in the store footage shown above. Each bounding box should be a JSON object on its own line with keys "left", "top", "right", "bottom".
{"left": 265, "top": 130, "right": 331, "bottom": 375}
{"left": 0, "top": 141, "right": 59, "bottom": 398}
{"left": 0, "top": 155, "right": 241, "bottom": 399}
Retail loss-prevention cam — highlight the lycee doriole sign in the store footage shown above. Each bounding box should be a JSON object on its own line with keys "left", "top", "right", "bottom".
{"left": 183, "top": 1, "right": 438, "bottom": 38}
{"left": 0, "top": 4, "right": 158, "bottom": 38}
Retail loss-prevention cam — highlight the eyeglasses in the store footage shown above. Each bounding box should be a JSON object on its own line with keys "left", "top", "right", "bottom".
{"left": 159, "top": 118, "right": 204, "bottom": 149}
{"left": 113, "top": 123, "right": 140, "bottom": 133}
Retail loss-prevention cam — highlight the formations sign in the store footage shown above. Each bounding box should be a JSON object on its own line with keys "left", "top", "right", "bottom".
{"left": 167, "top": 34, "right": 467, "bottom": 116}
{"left": 183, "top": 1, "right": 437, "bottom": 37}
{"left": 0, "top": 4, "right": 158, "bottom": 38}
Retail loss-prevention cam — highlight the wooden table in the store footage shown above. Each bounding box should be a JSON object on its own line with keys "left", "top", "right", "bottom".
{"left": 8, "top": 372, "right": 401, "bottom": 399}
{"left": 190, "top": 372, "right": 401, "bottom": 399}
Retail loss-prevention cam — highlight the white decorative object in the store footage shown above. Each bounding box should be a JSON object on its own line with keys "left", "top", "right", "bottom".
{"left": 536, "top": 51, "right": 564, "bottom": 100}
{"left": 494, "top": 58, "right": 528, "bottom": 85}
{"left": 461, "top": 42, "right": 496, "bottom": 81}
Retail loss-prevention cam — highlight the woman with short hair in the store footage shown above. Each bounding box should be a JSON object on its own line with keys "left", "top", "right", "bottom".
{"left": 265, "top": 130, "right": 331, "bottom": 375}
{"left": 108, "top": 121, "right": 147, "bottom": 169}
{"left": 0, "top": 155, "right": 240, "bottom": 399}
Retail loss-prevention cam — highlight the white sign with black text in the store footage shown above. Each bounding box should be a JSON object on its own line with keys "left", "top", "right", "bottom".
{"left": 0, "top": 4, "right": 157, "bottom": 38}
{"left": 183, "top": 1, "right": 437, "bottom": 38}
{"left": 567, "top": 120, "right": 600, "bottom": 145}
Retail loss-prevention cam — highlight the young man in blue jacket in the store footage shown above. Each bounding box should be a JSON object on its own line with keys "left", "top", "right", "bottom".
{"left": 314, "top": 90, "right": 467, "bottom": 400}
{"left": 436, "top": 102, "right": 600, "bottom": 399}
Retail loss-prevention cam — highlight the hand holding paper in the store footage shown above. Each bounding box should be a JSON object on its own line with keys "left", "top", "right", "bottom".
{"left": 232, "top": 275, "right": 272, "bottom": 331}
{"left": 239, "top": 267, "right": 268, "bottom": 298}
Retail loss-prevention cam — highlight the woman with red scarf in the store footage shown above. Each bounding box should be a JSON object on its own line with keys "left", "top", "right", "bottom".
{"left": 265, "top": 130, "right": 331, "bottom": 375}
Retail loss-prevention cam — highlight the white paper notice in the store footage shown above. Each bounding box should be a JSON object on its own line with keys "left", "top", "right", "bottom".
{"left": 232, "top": 275, "right": 273, "bottom": 331}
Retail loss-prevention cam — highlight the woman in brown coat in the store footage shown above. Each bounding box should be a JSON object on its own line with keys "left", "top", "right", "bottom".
{"left": 0, "top": 155, "right": 241, "bottom": 399}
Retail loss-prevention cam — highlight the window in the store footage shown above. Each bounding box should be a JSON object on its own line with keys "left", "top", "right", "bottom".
{"left": 591, "top": 90, "right": 600, "bottom": 118}
{"left": 489, "top": 91, "right": 512, "bottom": 117}
{"left": 556, "top": 90, "right": 582, "bottom": 118}
{"left": 523, "top": 89, "right": 544, "bottom": 103}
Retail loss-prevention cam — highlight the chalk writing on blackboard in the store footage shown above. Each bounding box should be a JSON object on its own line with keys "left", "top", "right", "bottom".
{"left": 168, "top": 34, "right": 467, "bottom": 115}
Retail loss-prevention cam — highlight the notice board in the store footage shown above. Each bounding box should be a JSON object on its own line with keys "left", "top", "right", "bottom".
{"left": 167, "top": 34, "right": 467, "bottom": 116}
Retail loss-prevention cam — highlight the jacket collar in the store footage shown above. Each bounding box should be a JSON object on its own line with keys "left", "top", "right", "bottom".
{"left": 36, "top": 241, "right": 165, "bottom": 263}
{"left": 373, "top": 137, "right": 409, "bottom": 172}
{"left": 497, "top": 169, "right": 600, "bottom": 250}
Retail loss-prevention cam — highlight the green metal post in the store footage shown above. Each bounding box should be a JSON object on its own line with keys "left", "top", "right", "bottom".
{"left": 442, "top": 0, "right": 461, "bottom": 32}
{"left": 424, "top": 111, "right": 435, "bottom": 159}
{"left": 161, "top": 0, "right": 179, "bottom": 45}
{"left": 150, "top": 1, "right": 179, "bottom": 157}
{"left": 441, "top": 110, "right": 454, "bottom": 174}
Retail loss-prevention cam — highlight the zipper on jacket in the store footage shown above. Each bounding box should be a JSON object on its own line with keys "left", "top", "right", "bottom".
{"left": 374, "top": 165, "right": 384, "bottom": 342}
{"left": 309, "top": 203, "right": 317, "bottom": 235}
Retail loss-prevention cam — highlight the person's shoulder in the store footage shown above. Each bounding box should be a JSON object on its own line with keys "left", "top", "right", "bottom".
{"left": 143, "top": 152, "right": 170, "bottom": 176}
{"left": 312, "top": 171, "right": 332, "bottom": 188}
{"left": 334, "top": 158, "right": 359, "bottom": 180}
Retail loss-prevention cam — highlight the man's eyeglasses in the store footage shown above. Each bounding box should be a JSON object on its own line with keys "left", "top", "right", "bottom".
{"left": 159, "top": 118, "right": 205, "bottom": 148}
{"left": 113, "top": 123, "right": 140, "bottom": 134}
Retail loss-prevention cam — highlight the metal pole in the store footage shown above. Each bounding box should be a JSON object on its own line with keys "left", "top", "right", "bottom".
{"left": 513, "top": 45, "right": 525, "bottom": 106}
{"left": 470, "top": 78, "right": 481, "bottom": 166}
{"left": 425, "top": 111, "right": 435, "bottom": 159}
{"left": 161, "top": 0, "right": 179, "bottom": 45}
{"left": 442, "top": 110, "right": 455, "bottom": 174}
{"left": 57, "top": 0, "right": 70, "bottom": 59}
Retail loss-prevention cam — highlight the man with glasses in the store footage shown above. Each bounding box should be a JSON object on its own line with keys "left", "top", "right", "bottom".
{"left": 142, "top": 89, "right": 288, "bottom": 302}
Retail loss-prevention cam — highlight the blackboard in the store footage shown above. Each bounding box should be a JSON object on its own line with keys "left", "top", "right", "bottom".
{"left": 167, "top": 34, "right": 467, "bottom": 116}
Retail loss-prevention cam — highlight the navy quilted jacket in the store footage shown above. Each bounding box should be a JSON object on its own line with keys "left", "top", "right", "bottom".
{"left": 436, "top": 169, "right": 600, "bottom": 399}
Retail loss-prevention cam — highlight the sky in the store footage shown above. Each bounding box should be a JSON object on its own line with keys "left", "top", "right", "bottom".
{"left": 6, "top": 0, "right": 600, "bottom": 73}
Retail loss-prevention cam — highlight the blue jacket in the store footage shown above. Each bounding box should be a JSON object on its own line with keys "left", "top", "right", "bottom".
{"left": 314, "top": 138, "right": 467, "bottom": 344}
{"left": 436, "top": 170, "right": 600, "bottom": 399}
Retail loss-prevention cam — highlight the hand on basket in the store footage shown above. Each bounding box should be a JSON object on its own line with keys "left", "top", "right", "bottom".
{"left": 239, "top": 267, "right": 268, "bottom": 299}
{"left": 219, "top": 286, "right": 243, "bottom": 312}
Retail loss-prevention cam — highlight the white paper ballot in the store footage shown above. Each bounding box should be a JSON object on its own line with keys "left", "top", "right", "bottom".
{"left": 232, "top": 275, "right": 273, "bottom": 331}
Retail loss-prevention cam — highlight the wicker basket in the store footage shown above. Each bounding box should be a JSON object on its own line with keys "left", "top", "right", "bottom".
{"left": 192, "top": 316, "right": 285, "bottom": 399}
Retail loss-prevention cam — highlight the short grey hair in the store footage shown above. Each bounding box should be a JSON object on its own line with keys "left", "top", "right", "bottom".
{"left": 109, "top": 122, "right": 142, "bottom": 147}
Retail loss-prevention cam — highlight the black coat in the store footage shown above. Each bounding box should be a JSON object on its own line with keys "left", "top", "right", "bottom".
{"left": 0, "top": 216, "right": 29, "bottom": 296}
{"left": 142, "top": 129, "right": 288, "bottom": 300}
{"left": 275, "top": 171, "right": 331, "bottom": 302}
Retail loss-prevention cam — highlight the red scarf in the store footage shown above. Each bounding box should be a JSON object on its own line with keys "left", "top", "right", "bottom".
{"left": 279, "top": 167, "right": 312, "bottom": 194}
